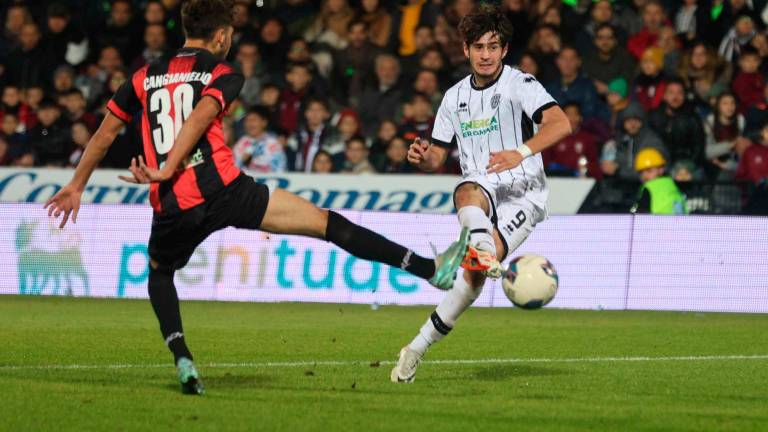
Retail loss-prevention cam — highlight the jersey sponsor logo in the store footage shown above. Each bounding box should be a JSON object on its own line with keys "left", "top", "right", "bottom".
{"left": 491, "top": 93, "right": 500, "bottom": 109}
{"left": 460, "top": 116, "right": 499, "bottom": 138}
{"left": 183, "top": 148, "right": 205, "bottom": 169}
{"left": 456, "top": 102, "right": 468, "bottom": 113}
{"left": 143, "top": 72, "right": 213, "bottom": 91}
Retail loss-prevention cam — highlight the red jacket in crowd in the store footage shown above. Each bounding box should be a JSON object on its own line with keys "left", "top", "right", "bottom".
{"left": 736, "top": 143, "right": 768, "bottom": 183}
{"left": 543, "top": 129, "right": 603, "bottom": 179}
{"left": 732, "top": 71, "right": 765, "bottom": 114}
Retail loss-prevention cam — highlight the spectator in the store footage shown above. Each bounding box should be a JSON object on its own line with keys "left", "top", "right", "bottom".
{"left": 341, "top": 135, "right": 376, "bottom": 174}
{"left": 632, "top": 47, "right": 667, "bottom": 112}
{"left": 0, "top": 112, "right": 30, "bottom": 163}
{"left": 502, "top": 0, "right": 534, "bottom": 61}
{"left": 601, "top": 102, "right": 668, "bottom": 181}
{"left": 399, "top": 0, "right": 442, "bottom": 58}
{"left": 258, "top": 83, "right": 282, "bottom": 130}
{"left": 130, "top": 23, "right": 170, "bottom": 72}
{"left": 1, "top": 85, "right": 36, "bottom": 133}
{"left": 617, "top": 0, "right": 647, "bottom": 38}
{"left": 736, "top": 122, "right": 768, "bottom": 184}
{"left": 28, "top": 99, "right": 71, "bottom": 167}
{"left": 399, "top": 92, "right": 434, "bottom": 142}
{"left": 357, "top": 0, "right": 392, "bottom": 49}
{"left": 412, "top": 69, "right": 443, "bottom": 112}
{"left": 731, "top": 47, "right": 765, "bottom": 114}
{"left": 278, "top": 62, "right": 317, "bottom": 135}
{"left": 92, "top": 0, "right": 141, "bottom": 63}
{"left": 543, "top": 103, "right": 602, "bottom": 179}
{"left": 648, "top": 79, "right": 706, "bottom": 169}
{"left": 311, "top": 149, "right": 335, "bottom": 173}
{"left": 359, "top": 54, "right": 404, "bottom": 137}
{"left": 59, "top": 89, "right": 99, "bottom": 132}
{"left": 68, "top": 121, "right": 91, "bottom": 167}
{"left": 627, "top": 1, "right": 666, "bottom": 60}
{"left": 719, "top": 14, "right": 757, "bottom": 63}
{"left": 370, "top": 118, "right": 398, "bottom": 164}
{"left": 231, "top": 1, "right": 257, "bottom": 49}
{"left": 527, "top": 24, "right": 561, "bottom": 84}
{"left": 275, "top": 0, "right": 319, "bottom": 38}
{"left": 654, "top": 25, "right": 681, "bottom": 76}
{"left": 417, "top": 47, "right": 451, "bottom": 89}
{"left": 2, "top": 4, "right": 32, "bottom": 57}
{"left": 7, "top": 22, "right": 56, "bottom": 89}
{"left": 606, "top": 77, "right": 631, "bottom": 132}
{"left": 704, "top": 92, "right": 750, "bottom": 180}
{"left": 235, "top": 40, "right": 266, "bottom": 108}
{"left": 631, "top": 147, "right": 688, "bottom": 214}
{"left": 674, "top": 0, "right": 698, "bottom": 44}
{"left": 517, "top": 51, "right": 540, "bottom": 78}
{"left": 304, "top": 0, "right": 355, "bottom": 50}
{"left": 677, "top": 41, "right": 732, "bottom": 115}
{"left": 258, "top": 17, "right": 290, "bottom": 76}
{"left": 43, "top": 2, "right": 88, "bottom": 67}
{"left": 334, "top": 108, "right": 363, "bottom": 145}
{"left": 546, "top": 46, "right": 608, "bottom": 123}
{"left": 745, "top": 82, "right": 768, "bottom": 137}
{"left": 582, "top": 24, "right": 636, "bottom": 96}
{"left": 332, "top": 20, "right": 383, "bottom": 105}
{"left": 575, "top": 1, "right": 626, "bottom": 54}
{"left": 379, "top": 135, "right": 416, "bottom": 174}
{"left": 78, "top": 45, "right": 124, "bottom": 104}
{"left": 52, "top": 65, "right": 77, "bottom": 97}
{"left": 232, "top": 107, "right": 286, "bottom": 173}
{"left": 286, "top": 98, "right": 344, "bottom": 172}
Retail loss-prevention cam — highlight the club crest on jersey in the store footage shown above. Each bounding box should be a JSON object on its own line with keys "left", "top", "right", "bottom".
{"left": 460, "top": 116, "right": 499, "bottom": 138}
{"left": 491, "top": 93, "right": 500, "bottom": 109}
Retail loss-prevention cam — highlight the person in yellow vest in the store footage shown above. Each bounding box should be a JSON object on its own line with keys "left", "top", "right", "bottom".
{"left": 631, "top": 148, "right": 689, "bottom": 214}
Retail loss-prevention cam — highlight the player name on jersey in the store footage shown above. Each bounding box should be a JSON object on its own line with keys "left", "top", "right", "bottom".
{"left": 143, "top": 72, "right": 213, "bottom": 91}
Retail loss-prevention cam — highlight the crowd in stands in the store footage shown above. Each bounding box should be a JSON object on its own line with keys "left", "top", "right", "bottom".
{"left": 2, "top": 0, "right": 768, "bottom": 192}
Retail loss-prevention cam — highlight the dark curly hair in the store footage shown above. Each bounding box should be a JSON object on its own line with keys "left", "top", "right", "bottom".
{"left": 458, "top": 3, "right": 513, "bottom": 48}
{"left": 181, "top": 0, "right": 235, "bottom": 41}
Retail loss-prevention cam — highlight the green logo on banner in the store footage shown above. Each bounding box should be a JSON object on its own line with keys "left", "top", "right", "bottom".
{"left": 16, "top": 220, "right": 90, "bottom": 296}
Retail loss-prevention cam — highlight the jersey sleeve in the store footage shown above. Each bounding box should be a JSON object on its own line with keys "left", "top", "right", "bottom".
{"left": 431, "top": 96, "right": 455, "bottom": 148}
{"left": 202, "top": 63, "right": 245, "bottom": 112}
{"left": 106, "top": 78, "right": 141, "bottom": 123}
{"left": 513, "top": 72, "right": 558, "bottom": 124}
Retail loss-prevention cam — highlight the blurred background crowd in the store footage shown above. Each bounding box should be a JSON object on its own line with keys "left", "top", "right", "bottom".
{"left": 2, "top": 0, "right": 768, "bottom": 213}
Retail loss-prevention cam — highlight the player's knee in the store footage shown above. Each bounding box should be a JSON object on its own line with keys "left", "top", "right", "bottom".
{"left": 454, "top": 183, "right": 489, "bottom": 214}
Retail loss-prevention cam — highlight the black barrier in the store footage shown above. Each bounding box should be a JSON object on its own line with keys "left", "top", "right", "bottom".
{"left": 578, "top": 179, "right": 768, "bottom": 215}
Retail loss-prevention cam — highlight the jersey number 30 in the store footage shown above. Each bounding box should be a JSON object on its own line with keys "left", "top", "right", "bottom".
{"left": 149, "top": 83, "right": 194, "bottom": 154}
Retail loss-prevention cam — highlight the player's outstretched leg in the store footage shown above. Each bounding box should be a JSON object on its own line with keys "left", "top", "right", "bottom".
{"left": 148, "top": 263, "right": 204, "bottom": 395}
{"left": 258, "top": 189, "right": 469, "bottom": 290}
{"left": 455, "top": 183, "right": 504, "bottom": 279}
{"left": 390, "top": 269, "right": 485, "bottom": 382}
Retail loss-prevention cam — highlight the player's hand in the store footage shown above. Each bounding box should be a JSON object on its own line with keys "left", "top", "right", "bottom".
{"left": 487, "top": 150, "right": 524, "bottom": 174}
{"left": 119, "top": 156, "right": 173, "bottom": 184}
{"left": 407, "top": 137, "right": 431, "bottom": 166}
{"left": 44, "top": 184, "right": 82, "bottom": 229}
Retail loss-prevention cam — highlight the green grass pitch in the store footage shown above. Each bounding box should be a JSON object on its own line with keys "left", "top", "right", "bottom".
{"left": 1, "top": 295, "right": 767, "bottom": 431}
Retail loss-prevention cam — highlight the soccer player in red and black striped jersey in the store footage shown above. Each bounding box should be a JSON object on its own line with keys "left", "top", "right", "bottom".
{"left": 44, "top": 0, "right": 469, "bottom": 395}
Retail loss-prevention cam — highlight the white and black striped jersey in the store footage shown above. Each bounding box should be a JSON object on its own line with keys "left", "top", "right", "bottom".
{"left": 431, "top": 65, "right": 558, "bottom": 209}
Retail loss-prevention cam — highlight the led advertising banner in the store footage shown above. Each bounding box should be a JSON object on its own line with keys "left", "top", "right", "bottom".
{"left": 0, "top": 168, "right": 595, "bottom": 215}
{"left": 1, "top": 203, "right": 766, "bottom": 313}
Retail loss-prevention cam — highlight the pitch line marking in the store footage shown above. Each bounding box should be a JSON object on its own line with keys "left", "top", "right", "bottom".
{"left": 1, "top": 354, "right": 767, "bottom": 371}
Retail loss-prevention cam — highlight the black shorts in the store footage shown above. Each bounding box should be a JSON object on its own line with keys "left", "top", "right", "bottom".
{"left": 148, "top": 174, "right": 270, "bottom": 271}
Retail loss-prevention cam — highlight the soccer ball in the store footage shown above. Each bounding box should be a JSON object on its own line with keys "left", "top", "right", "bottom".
{"left": 501, "top": 254, "right": 559, "bottom": 309}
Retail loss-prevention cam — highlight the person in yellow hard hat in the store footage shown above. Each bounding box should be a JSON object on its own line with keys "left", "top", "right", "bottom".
{"left": 631, "top": 148, "right": 688, "bottom": 214}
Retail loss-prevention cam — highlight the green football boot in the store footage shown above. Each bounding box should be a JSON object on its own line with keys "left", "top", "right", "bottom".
{"left": 429, "top": 227, "right": 470, "bottom": 290}
{"left": 176, "top": 357, "right": 205, "bottom": 395}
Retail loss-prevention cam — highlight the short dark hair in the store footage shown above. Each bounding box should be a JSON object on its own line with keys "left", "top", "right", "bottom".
{"left": 595, "top": 23, "right": 615, "bottom": 36}
{"left": 247, "top": 106, "right": 271, "bottom": 121}
{"left": 348, "top": 20, "right": 367, "bottom": 32}
{"left": 458, "top": 3, "right": 513, "bottom": 47}
{"left": 345, "top": 135, "right": 367, "bottom": 148}
{"left": 182, "top": 0, "right": 234, "bottom": 41}
{"left": 304, "top": 97, "right": 329, "bottom": 112}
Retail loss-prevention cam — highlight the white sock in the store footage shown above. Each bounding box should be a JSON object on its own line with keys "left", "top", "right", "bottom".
{"left": 457, "top": 206, "right": 496, "bottom": 254}
{"left": 408, "top": 274, "right": 483, "bottom": 356}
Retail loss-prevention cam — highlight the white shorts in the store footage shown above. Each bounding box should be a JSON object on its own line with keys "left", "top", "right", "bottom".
{"left": 455, "top": 176, "right": 546, "bottom": 259}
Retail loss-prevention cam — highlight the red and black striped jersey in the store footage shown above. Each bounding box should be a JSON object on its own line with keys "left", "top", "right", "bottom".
{"left": 107, "top": 47, "right": 244, "bottom": 215}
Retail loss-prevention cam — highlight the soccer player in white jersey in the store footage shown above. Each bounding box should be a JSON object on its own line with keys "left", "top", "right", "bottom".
{"left": 391, "top": 4, "right": 572, "bottom": 383}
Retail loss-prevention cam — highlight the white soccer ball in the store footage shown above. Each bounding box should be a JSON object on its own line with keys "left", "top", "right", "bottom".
{"left": 501, "top": 254, "right": 559, "bottom": 309}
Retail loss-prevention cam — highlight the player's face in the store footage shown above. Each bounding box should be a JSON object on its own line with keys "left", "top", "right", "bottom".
{"left": 464, "top": 32, "right": 507, "bottom": 80}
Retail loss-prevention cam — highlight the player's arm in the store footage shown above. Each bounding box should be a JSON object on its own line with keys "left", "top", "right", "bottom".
{"left": 126, "top": 96, "right": 222, "bottom": 183}
{"left": 44, "top": 112, "right": 127, "bottom": 229}
{"left": 407, "top": 137, "right": 449, "bottom": 172}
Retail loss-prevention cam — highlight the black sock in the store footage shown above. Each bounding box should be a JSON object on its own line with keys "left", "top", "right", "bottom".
{"left": 325, "top": 211, "right": 436, "bottom": 280}
{"left": 148, "top": 266, "right": 193, "bottom": 363}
